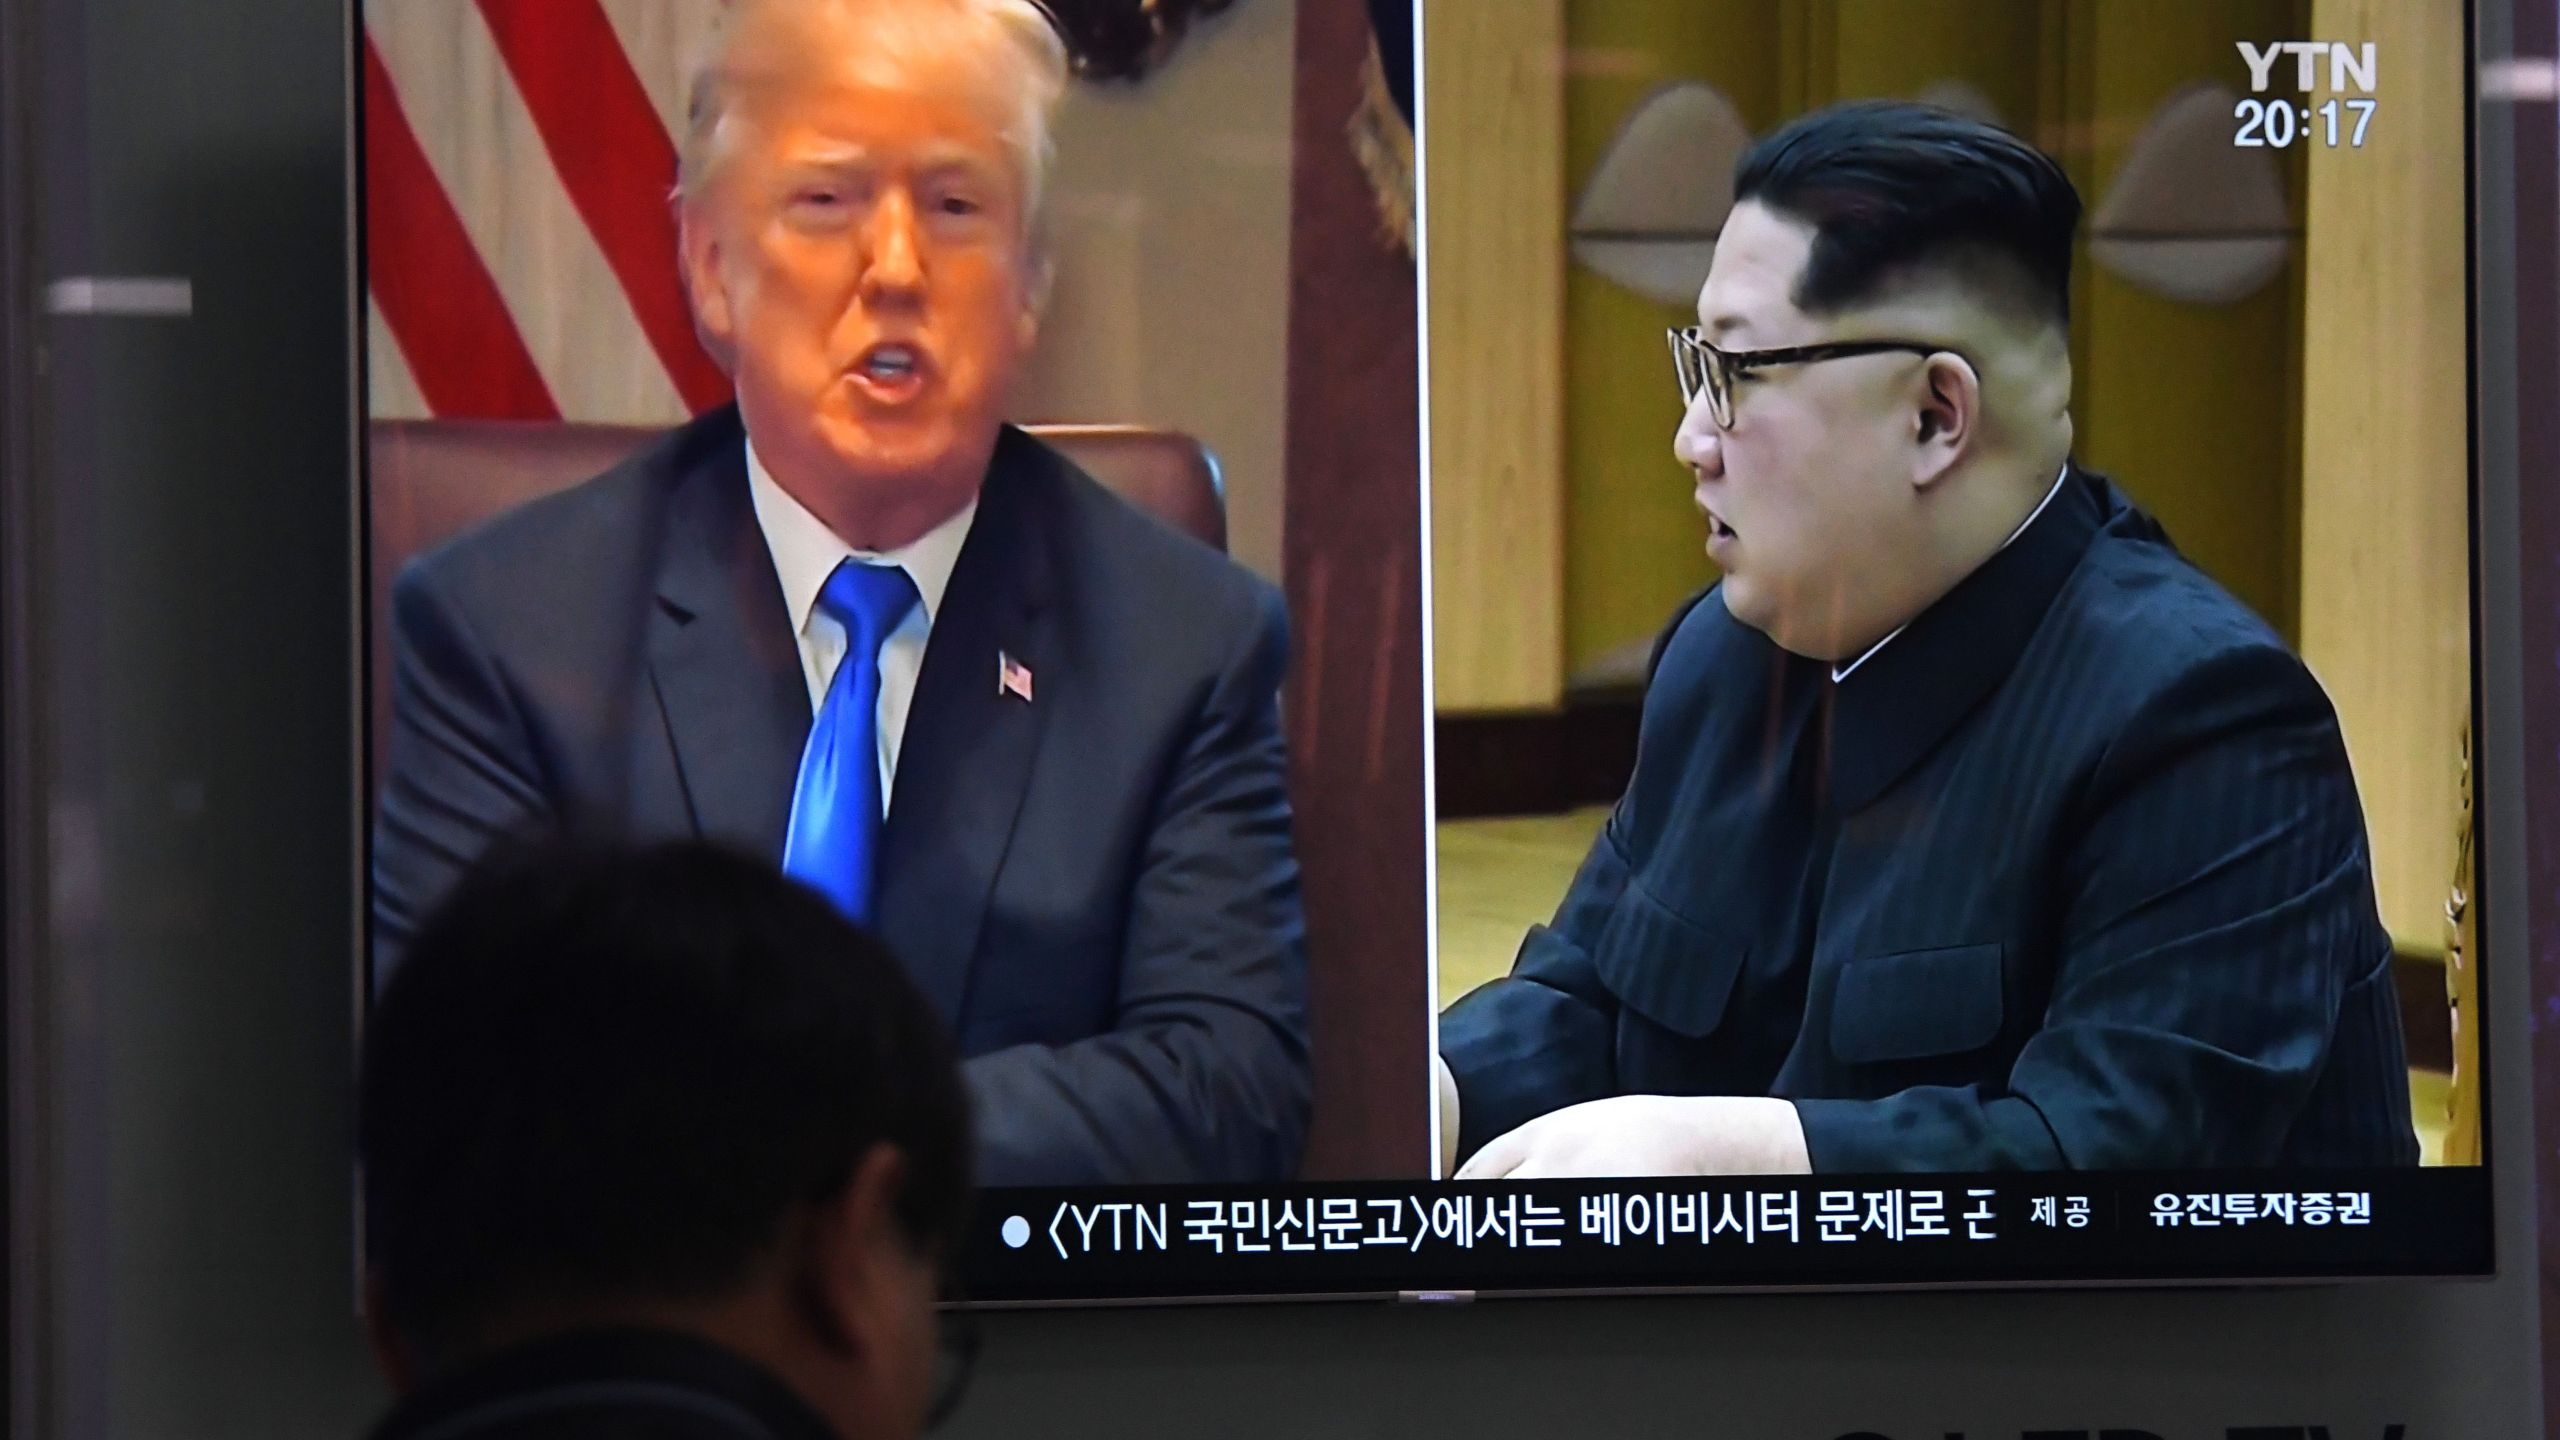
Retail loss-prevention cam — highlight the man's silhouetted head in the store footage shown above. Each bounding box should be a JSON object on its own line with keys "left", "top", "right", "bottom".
{"left": 361, "top": 840, "right": 972, "bottom": 1440}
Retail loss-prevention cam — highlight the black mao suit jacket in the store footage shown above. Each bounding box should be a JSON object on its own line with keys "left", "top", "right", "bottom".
{"left": 1440, "top": 468, "right": 2418, "bottom": 1171}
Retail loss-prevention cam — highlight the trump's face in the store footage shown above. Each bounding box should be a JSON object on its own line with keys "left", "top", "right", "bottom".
{"left": 1674, "top": 201, "right": 1930, "bottom": 661}
{"left": 683, "top": 19, "right": 1039, "bottom": 528}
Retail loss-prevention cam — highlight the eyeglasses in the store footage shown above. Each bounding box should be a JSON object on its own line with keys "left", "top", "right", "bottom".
{"left": 1667, "top": 327, "right": 1955, "bottom": 430}
{"left": 924, "top": 1283, "right": 982, "bottom": 1431}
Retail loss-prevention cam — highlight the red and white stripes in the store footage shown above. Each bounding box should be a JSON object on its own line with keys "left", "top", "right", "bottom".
{"left": 365, "top": 0, "right": 730, "bottom": 425}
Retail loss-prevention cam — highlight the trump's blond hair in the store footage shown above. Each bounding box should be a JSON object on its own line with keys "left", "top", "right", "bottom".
{"left": 674, "top": 0, "right": 1069, "bottom": 234}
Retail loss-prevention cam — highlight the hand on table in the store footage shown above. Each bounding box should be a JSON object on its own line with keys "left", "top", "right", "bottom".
{"left": 1453, "top": 1094, "right": 1812, "bottom": 1180}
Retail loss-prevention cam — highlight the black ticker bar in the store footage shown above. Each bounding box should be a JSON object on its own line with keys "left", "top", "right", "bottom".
{"left": 957, "top": 1168, "right": 2492, "bottom": 1304}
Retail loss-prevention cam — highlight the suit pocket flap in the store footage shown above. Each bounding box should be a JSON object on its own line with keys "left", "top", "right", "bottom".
{"left": 1589, "top": 881, "right": 1746, "bottom": 1039}
{"left": 1830, "top": 943, "right": 2006, "bottom": 1064}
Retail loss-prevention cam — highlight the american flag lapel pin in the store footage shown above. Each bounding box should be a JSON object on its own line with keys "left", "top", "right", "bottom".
{"left": 997, "top": 649, "right": 1034, "bottom": 703}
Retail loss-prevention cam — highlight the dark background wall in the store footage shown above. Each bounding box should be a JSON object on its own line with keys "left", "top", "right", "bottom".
{"left": 1, "top": 0, "right": 2545, "bottom": 1436}
{"left": 2513, "top": 0, "right": 2560, "bottom": 1423}
{"left": 9, "top": 0, "right": 381, "bottom": 1433}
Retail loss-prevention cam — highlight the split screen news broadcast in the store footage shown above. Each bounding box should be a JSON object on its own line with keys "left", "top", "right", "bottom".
{"left": 357, "top": 0, "right": 2490, "bottom": 1303}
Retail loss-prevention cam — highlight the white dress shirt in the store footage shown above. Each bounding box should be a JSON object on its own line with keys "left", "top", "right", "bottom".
{"left": 746, "top": 440, "right": 978, "bottom": 810}
{"left": 1830, "top": 462, "right": 2072, "bottom": 682}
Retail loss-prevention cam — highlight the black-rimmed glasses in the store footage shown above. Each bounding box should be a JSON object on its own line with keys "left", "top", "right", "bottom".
{"left": 1667, "top": 327, "right": 1955, "bottom": 429}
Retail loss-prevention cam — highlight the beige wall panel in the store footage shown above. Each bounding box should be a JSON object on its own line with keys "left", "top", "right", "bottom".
{"left": 2299, "top": 0, "right": 2472, "bottom": 952}
{"left": 1425, "top": 0, "right": 1567, "bottom": 712}
{"left": 1012, "top": 0, "right": 1300, "bottom": 584}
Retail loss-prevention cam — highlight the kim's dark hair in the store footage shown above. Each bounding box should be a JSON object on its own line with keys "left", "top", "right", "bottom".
{"left": 1734, "top": 99, "right": 2082, "bottom": 326}
{"left": 360, "top": 839, "right": 971, "bottom": 1356}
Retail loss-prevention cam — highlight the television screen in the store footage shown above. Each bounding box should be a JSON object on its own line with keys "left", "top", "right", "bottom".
{"left": 356, "top": 0, "right": 2491, "bottom": 1303}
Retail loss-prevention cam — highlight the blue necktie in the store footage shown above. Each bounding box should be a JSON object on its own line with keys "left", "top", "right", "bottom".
{"left": 783, "top": 559, "right": 920, "bottom": 922}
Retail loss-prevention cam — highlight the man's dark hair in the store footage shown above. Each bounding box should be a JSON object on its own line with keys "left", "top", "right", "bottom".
{"left": 359, "top": 840, "right": 971, "bottom": 1355}
{"left": 1733, "top": 99, "right": 2082, "bottom": 326}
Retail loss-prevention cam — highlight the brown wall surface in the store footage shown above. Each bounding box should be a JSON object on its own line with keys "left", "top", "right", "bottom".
{"left": 1281, "top": 0, "right": 1431, "bottom": 1178}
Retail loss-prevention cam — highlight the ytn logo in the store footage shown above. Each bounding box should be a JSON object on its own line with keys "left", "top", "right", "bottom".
{"left": 2237, "top": 40, "right": 2378, "bottom": 93}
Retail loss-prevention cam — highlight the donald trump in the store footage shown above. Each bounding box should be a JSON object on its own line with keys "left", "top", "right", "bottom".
{"left": 373, "top": 0, "right": 1312, "bottom": 1186}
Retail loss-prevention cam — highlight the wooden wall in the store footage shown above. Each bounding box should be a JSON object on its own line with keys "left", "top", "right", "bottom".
{"left": 2298, "top": 0, "right": 2473, "bottom": 954}
{"left": 1422, "top": 0, "right": 1565, "bottom": 712}
{"left": 2065, "top": 0, "right": 2310, "bottom": 640}
{"left": 1280, "top": 0, "right": 1431, "bottom": 1178}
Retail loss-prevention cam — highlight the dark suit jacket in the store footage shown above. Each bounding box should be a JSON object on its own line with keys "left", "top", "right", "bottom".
{"left": 1439, "top": 468, "right": 2419, "bottom": 1171}
{"left": 373, "top": 406, "right": 1311, "bottom": 1185}
{"left": 367, "top": 1329, "right": 842, "bottom": 1440}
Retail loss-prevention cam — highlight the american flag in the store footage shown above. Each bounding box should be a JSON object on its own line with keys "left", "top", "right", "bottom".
{"left": 363, "top": 0, "right": 732, "bottom": 427}
{"left": 998, "top": 650, "right": 1034, "bottom": 703}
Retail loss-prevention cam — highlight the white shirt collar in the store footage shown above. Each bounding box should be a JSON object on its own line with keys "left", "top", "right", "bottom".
{"left": 744, "top": 438, "right": 977, "bottom": 636}
{"left": 1830, "top": 462, "right": 2072, "bottom": 683}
